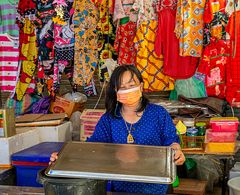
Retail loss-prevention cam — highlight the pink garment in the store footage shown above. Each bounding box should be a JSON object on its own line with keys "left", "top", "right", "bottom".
{"left": 155, "top": 4, "right": 198, "bottom": 79}
{"left": 113, "top": 0, "right": 138, "bottom": 23}
{"left": 0, "top": 34, "right": 19, "bottom": 92}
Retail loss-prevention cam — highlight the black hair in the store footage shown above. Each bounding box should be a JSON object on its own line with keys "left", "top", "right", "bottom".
{"left": 105, "top": 65, "right": 149, "bottom": 117}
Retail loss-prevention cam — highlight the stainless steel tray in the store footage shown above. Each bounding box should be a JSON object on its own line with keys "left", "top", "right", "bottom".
{"left": 46, "top": 142, "right": 176, "bottom": 184}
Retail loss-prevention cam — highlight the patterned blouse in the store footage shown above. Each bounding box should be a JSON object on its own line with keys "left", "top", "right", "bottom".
{"left": 175, "top": 0, "right": 206, "bottom": 57}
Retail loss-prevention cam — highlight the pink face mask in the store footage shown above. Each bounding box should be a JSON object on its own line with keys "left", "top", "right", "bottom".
{"left": 117, "top": 86, "right": 142, "bottom": 106}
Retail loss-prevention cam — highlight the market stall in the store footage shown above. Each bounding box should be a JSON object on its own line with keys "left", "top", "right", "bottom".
{"left": 1, "top": 0, "right": 240, "bottom": 194}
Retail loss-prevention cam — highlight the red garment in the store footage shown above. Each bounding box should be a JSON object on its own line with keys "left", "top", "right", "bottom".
{"left": 225, "top": 11, "right": 240, "bottom": 107}
{"left": 114, "top": 21, "right": 137, "bottom": 65}
{"left": 203, "top": 0, "right": 226, "bottom": 23}
{"left": 17, "top": 0, "right": 36, "bottom": 16}
{"left": 155, "top": 6, "right": 198, "bottom": 79}
{"left": 197, "top": 38, "right": 230, "bottom": 98}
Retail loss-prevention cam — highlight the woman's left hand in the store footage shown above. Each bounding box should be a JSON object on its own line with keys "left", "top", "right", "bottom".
{"left": 171, "top": 143, "right": 186, "bottom": 166}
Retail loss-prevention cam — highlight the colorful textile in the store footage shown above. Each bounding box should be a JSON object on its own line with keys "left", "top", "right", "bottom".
{"left": 0, "top": 0, "right": 19, "bottom": 36}
{"left": 0, "top": 34, "right": 19, "bottom": 92}
{"left": 225, "top": 0, "right": 240, "bottom": 16}
{"left": 15, "top": 18, "right": 37, "bottom": 100}
{"left": 225, "top": 11, "right": 240, "bottom": 107}
{"left": 132, "top": 0, "right": 158, "bottom": 26}
{"left": 17, "top": 0, "right": 36, "bottom": 19}
{"left": 113, "top": 0, "right": 138, "bottom": 23}
{"left": 88, "top": 103, "right": 179, "bottom": 194}
{"left": 198, "top": 38, "right": 230, "bottom": 98}
{"left": 73, "top": 0, "right": 99, "bottom": 86}
{"left": 155, "top": 0, "right": 198, "bottom": 79}
{"left": 94, "top": 0, "right": 118, "bottom": 82}
{"left": 175, "top": 0, "right": 206, "bottom": 57}
{"left": 203, "top": 12, "right": 228, "bottom": 45}
{"left": 134, "top": 20, "right": 174, "bottom": 92}
{"left": 6, "top": 94, "right": 40, "bottom": 116}
{"left": 203, "top": 0, "right": 226, "bottom": 23}
{"left": 114, "top": 21, "right": 137, "bottom": 65}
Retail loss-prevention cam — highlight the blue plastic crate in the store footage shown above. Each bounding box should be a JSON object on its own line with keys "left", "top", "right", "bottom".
{"left": 11, "top": 142, "right": 64, "bottom": 187}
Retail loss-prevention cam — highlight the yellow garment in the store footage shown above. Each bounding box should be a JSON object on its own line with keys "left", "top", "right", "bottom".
{"left": 133, "top": 20, "right": 174, "bottom": 92}
{"left": 73, "top": 0, "right": 99, "bottom": 86}
{"left": 175, "top": 0, "right": 206, "bottom": 57}
{"left": 15, "top": 19, "right": 37, "bottom": 100}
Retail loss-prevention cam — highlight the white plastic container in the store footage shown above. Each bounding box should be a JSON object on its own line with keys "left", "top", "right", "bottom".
{"left": 228, "top": 177, "right": 240, "bottom": 195}
{"left": 230, "top": 162, "right": 240, "bottom": 179}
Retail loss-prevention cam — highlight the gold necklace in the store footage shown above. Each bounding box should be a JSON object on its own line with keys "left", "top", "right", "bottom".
{"left": 123, "top": 119, "right": 134, "bottom": 144}
{"left": 121, "top": 110, "right": 135, "bottom": 144}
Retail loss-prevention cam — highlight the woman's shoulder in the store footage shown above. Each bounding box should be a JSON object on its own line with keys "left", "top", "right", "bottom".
{"left": 147, "top": 103, "right": 168, "bottom": 113}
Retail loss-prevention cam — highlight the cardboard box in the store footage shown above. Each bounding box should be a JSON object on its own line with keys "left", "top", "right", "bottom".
{"left": 15, "top": 113, "right": 66, "bottom": 127}
{"left": 0, "top": 108, "right": 16, "bottom": 138}
{"left": 80, "top": 109, "right": 105, "bottom": 141}
{"left": 50, "top": 96, "right": 85, "bottom": 118}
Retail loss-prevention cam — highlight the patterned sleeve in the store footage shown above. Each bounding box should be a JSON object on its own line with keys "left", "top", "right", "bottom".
{"left": 160, "top": 107, "right": 180, "bottom": 146}
{"left": 174, "top": 0, "right": 184, "bottom": 39}
{"left": 87, "top": 113, "right": 112, "bottom": 143}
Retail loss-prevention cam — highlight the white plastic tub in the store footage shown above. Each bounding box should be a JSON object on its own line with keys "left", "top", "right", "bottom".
{"left": 228, "top": 177, "right": 240, "bottom": 195}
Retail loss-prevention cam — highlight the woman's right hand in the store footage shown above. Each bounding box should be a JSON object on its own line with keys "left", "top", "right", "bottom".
{"left": 49, "top": 152, "right": 58, "bottom": 165}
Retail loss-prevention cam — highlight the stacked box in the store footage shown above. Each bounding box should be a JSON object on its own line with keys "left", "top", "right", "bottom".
{"left": 80, "top": 109, "right": 105, "bottom": 141}
{"left": 205, "top": 117, "right": 239, "bottom": 153}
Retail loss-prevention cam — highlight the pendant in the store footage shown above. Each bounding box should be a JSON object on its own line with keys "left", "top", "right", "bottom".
{"left": 127, "top": 133, "right": 134, "bottom": 144}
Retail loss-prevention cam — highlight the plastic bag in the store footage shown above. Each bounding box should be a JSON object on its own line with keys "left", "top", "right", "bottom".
{"left": 63, "top": 92, "right": 87, "bottom": 103}
{"left": 170, "top": 74, "right": 207, "bottom": 100}
{"left": 188, "top": 155, "right": 222, "bottom": 192}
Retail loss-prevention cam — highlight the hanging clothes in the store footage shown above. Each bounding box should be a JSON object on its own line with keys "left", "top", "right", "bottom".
{"left": 175, "top": 0, "right": 206, "bottom": 57}
{"left": 113, "top": 0, "right": 138, "bottom": 66}
{"left": 225, "top": 0, "right": 240, "bottom": 16}
{"left": 52, "top": 0, "right": 75, "bottom": 94}
{"left": 132, "top": 0, "right": 158, "bottom": 27}
{"left": 203, "top": 0, "right": 226, "bottom": 23}
{"left": 15, "top": 18, "right": 37, "bottom": 100}
{"left": 114, "top": 21, "right": 137, "bottom": 65}
{"left": 93, "top": 0, "right": 118, "bottom": 83}
{"left": 34, "top": 0, "right": 56, "bottom": 96}
{"left": 113, "top": 0, "right": 138, "bottom": 24}
{"left": 0, "top": 34, "right": 19, "bottom": 92}
{"left": 197, "top": 38, "right": 230, "bottom": 98}
{"left": 0, "top": 0, "right": 20, "bottom": 37}
{"left": 14, "top": 0, "right": 37, "bottom": 101}
{"left": 203, "top": 0, "right": 228, "bottom": 45}
{"left": 134, "top": 20, "right": 174, "bottom": 92}
{"left": 73, "top": 0, "right": 99, "bottom": 86}
{"left": 17, "top": 0, "right": 36, "bottom": 18}
{"left": 155, "top": 0, "right": 198, "bottom": 79}
{"left": 225, "top": 10, "right": 240, "bottom": 107}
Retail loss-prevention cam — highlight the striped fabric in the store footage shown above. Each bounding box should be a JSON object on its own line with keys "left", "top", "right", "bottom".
{"left": 0, "top": 33, "right": 19, "bottom": 92}
{"left": 0, "top": 0, "right": 19, "bottom": 36}
{"left": 133, "top": 20, "right": 174, "bottom": 92}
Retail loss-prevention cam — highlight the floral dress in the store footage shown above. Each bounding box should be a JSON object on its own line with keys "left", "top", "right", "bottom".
{"left": 73, "top": 0, "right": 99, "bottom": 86}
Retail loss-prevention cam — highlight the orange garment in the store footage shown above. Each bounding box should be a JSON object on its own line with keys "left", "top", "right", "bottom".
{"left": 175, "top": 0, "right": 206, "bottom": 57}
